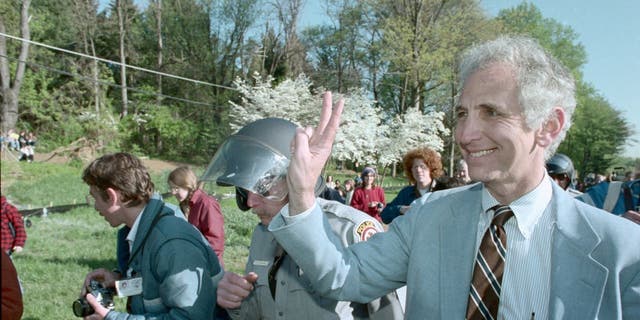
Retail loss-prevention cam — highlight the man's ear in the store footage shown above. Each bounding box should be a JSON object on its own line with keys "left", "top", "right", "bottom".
{"left": 105, "top": 187, "right": 119, "bottom": 206}
{"left": 536, "top": 107, "right": 565, "bottom": 147}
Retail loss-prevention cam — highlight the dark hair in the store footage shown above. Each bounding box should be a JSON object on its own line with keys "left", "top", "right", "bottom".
{"left": 433, "top": 175, "right": 466, "bottom": 191}
{"left": 360, "top": 167, "right": 378, "bottom": 188}
{"left": 402, "top": 147, "right": 443, "bottom": 185}
{"left": 82, "top": 153, "right": 153, "bottom": 207}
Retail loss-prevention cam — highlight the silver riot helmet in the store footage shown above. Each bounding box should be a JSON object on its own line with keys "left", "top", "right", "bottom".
{"left": 546, "top": 153, "right": 575, "bottom": 190}
{"left": 202, "top": 118, "right": 324, "bottom": 211}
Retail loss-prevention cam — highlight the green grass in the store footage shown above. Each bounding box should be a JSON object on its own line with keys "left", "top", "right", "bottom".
{"left": 0, "top": 159, "right": 407, "bottom": 319}
{"left": 1, "top": 159, "right": 255, "bottom": 319}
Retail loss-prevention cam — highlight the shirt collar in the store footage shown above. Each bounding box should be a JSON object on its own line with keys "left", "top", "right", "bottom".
{"left": 126, "top": 207, "right": 146, "bottom": 247}
{"left": 481, "top": 174, "right": 553, "bottom": 238}
{"left": 189, "top": 189, "right": 204, "bottom": 206}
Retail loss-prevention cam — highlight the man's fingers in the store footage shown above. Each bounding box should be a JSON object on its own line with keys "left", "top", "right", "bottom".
{"left": 217, "top": 272, "right": 257, "bottom": 309}
{"left": 244, "top": 272, "right": 259, "bottom": 284}
{"left": 328, "top": 97, "right": 344, "bottom": 134}
{"left": 315, "top": 91, "right": 344, "bottom": 141}
{"left": 85, "top": 292, "right": 98, "bottom": 304}
{"left": 316, "top": 91, "right": 333, "bottom": 133}
{"left": 293, "top": 127, "right": 311, "bottom": 158}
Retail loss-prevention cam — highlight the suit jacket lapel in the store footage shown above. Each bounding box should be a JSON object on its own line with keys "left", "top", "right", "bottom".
{"left": 549, "top": 184, "right": 607, "bottom": 319}
{"left": 440, "top": 184, "right": 483, "bottom": 317}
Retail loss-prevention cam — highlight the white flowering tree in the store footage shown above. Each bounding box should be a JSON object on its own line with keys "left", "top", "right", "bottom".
{"left": 332, "top": 87, "right": 387, "bottom": 166}
{"left": 228, "top": 73, "right": 319, "bottom": 131}
{"left": 228, "top": 73, "right": 448, "bottom": 173}
{"left": 229, "top": 74, "right": 387, "bottom": 166}
{"left": 381, "top": 106, "right": 449, "bottom": 165}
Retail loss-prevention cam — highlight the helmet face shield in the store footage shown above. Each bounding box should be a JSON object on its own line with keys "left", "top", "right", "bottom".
{"left": 202, "top": 136, "right": 290, "bottom": 201}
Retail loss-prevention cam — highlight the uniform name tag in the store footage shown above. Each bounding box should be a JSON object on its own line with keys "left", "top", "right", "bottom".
{"left": 115, "top": 277, "right": 143, "bottom": 297}
{"left": 253, "top": 260, "right": 269, "bottom": 266}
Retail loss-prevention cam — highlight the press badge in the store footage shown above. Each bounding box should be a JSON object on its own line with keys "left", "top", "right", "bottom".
{"left": 115, "top": 277, "right": 143, "bottom": 297}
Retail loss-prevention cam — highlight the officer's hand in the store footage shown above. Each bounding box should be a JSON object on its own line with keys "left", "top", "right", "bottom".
{"left": 288, "top": 91, "right": 344, "bottom": 215}
{"left": 81, "top": 268, "right": 120, "bottom": 297}
{"left": 622, "top": 210, "right": 640, "bottom": 225}
{"left": 217, "top": 271, "right": 258, "bottom": 309}
{"left": 82, "top": 293, "right": 109, "bottom": 320}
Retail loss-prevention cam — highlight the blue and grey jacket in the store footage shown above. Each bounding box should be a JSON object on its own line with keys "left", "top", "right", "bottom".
{"left": 107, "top": 198, "right": 223, "bottom": 320}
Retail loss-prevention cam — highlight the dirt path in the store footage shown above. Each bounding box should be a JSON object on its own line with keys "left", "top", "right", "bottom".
{"left": 34, "top": 152, "right": 183, "bottom": 173}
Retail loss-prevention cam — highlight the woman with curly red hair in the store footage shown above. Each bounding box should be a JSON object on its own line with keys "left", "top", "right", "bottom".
{"left": 381, "top": 147, "right": 443, "bottom": 224}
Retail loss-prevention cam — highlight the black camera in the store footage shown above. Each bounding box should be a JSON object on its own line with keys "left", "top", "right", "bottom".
{"left": 72, "top": 280, "right": 115, "bottom": 317}
{"left": 376, "top": 203, "right": 383, "bottom": 209}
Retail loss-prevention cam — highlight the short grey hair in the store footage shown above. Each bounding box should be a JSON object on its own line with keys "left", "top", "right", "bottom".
{"left": 458, "top": 36, "right": 576, "bottom": 159}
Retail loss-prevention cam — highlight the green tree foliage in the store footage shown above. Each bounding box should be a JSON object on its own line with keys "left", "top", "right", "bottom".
{"left": 497, "top": 3, "right": 633, "bottom": 175}
{"left": 559, "top": 84, "right": 632, "bottom": 176}
{"left": 301, "top": 0, "right": 366, "bottom": 92}
{"left": 1, "top": 0, "right": 635, "bottom": 167}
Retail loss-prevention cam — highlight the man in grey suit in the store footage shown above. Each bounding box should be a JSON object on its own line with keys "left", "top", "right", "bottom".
{"left": 268, "top": 36, "right": 640, "bottom": 319}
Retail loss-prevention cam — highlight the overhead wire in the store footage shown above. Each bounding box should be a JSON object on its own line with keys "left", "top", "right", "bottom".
{"left": 0, "top": 53, "right": 215, "bottom": 107}
{"left": 0, "top": 31, "right": 237, "bottom": 108}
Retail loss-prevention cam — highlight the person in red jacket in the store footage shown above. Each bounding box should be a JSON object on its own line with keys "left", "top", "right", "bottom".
{"left": 1, "top": 251, "right": 23, "bottom": 320}
{"left": 350, "top": 167, "right": 386, "bottom": 222}
{"left": 1, "top": 196, "right": 27, "bottom": 255}
{"left": 169, "top": 166, "right": 226, "bottom": 267}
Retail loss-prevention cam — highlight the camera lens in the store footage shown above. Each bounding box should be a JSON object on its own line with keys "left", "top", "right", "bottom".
{"left": 72, "top": 298, "right": 94, "bottom": 317}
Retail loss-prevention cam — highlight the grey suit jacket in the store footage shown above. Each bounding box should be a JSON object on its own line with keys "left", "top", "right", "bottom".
{"left": 270, "top": 180, "right": 640, "bottom": 319}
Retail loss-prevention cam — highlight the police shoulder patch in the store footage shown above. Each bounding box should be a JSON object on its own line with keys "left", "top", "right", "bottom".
{"left": 355, "top": 220, "right": 378, "bottom": 242}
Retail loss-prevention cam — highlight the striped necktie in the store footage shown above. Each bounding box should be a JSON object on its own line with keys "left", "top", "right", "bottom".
{"left": 465, "top": 205, "right": 514, "bottom": 320}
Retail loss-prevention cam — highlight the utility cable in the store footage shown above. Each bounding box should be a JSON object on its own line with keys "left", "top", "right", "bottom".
{"left": 0, "top": 53, "right": 217, "bottom": 107}
{"left": 0, "top": 31, "right": 235, "bottom": 91}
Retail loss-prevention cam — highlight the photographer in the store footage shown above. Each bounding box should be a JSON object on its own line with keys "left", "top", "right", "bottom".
{"left": 79, "top": 152, "right": 223, "bottom": 319}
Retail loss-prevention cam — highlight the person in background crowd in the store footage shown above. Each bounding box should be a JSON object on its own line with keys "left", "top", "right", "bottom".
{"left": 205, "top": 115, "right": 403, "bottom": 319}
{"left": 269, "top": 36, "right": 640, "bottom": 319}
{"left": 325, "top": 175, "right": 336, "bottom": 189}
{"left": 80, "top": 152, "right": 222, "bottom": 319}
{"left": 623, "top": 171, "right": 635, "bottom": 182}
{"left": 1, "top": 251, "right": 23, "bottom": 320}
{"left": 577, "top": 169, "right": 640, "bottom": 225}
{"left": 334, "top": 179, "right": 345, "bottom": 197}
{"left": 6, "top": 129, "right": 20, "bottom": 151}
{"left": 455, "top": 159, "right": 472, "bottom": 184}
{"left": 319, "top": 175, "right": 346, "bottom": 204}
{"left": 17, "top": 132, "right": 36, "bottom": 162}
{"left": 343, "top": 178, "right": 355, "bottom": 205}
{"left": 168, "top": 166, "right": 226, "bottom": 267}
{"left": 1, "top": 196, "right": 27, "bottom": 256}
{"left": 546, "top": 153, "right": 582, "bottom": 197}
{"left": 381, "top": 147, "right": 443, "bottom": 224}
{"left": 354, "top": 175, "right": 363, "bottom": 188}
{"left": 350, "top": 167, "right": 386, "bottom": 222}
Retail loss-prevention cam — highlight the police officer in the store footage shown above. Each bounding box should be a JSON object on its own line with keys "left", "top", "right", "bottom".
{"left": 546, "top": 153, "right": 582, "bottom": 197}
{"left": 202, "top": 117, "right": 404, "bottom": 319}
